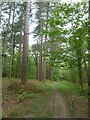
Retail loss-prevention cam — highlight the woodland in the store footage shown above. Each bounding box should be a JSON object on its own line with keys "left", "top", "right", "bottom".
{"left": 0, "top": 0, "right": 90, "bottom": 118}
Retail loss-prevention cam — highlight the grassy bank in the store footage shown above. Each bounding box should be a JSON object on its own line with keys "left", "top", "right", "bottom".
{"left": 2, "top": 79, "right": 54, "bottom": 118}
{"left": 57, "top": 81, "right": 88, "bottom": 96}
{"left": 56, "top": 81, "right": 88, "bottom": 118}
{"left": 2, "top": 79, "right": 88, "bottom": 118}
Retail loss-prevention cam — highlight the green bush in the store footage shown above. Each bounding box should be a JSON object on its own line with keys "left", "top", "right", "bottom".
{"left": 17, "top": 91, "right": 35, "bottom": 102}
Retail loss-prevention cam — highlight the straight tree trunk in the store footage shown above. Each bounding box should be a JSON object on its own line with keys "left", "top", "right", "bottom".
{"left": 2, "top": 3, "right": 12, "bottom": 68}
{"left": 43, "top": 2, "right": 49, "bottom": 80}
{"left": 15, "top": 32, "right": 22, "bottom": 78}
{"left": 0, "top": 3, "right": 2, "bottom": 24}
{"left": 88, "top": 1, "right": 90, "bottom": 117}
{"left": 88, "top": 0, "right": 90, "bottom": 93}
{"left": 8, "top": 3, "right": 12, "bottom": 25}
{"left": 0, "top": 3, "right": 2, "bottom": 117}
{"left": 76, "top": 48, "right": 84, "bottom": 93}
{"left": 2, "top": 38, "right": 7, "bottom": 67}
{"left": 11, "top": 32, "right": 16, "bottom": 77}
{"left": 21, "top": 2, "right": 30, "bottom": 84}
{"left": 0, "top": 3, "right": 3, "bottom": 79}
{"left": 39, "top": 34, "right": 43, "bottom": 81}
{"left": 83, "top": 58, "right": 88, "bottom": 81}
{"left": 38, "top": 20, "right": 43, "bottom": 81}
{"left": 19, "top": 31, "right": 22, "bottom": 77}
{"left": 9, "top": 2, "right": 15, "bottom": 80}
{"left": 36, "top": 39, "right": 39, "bottom": 80}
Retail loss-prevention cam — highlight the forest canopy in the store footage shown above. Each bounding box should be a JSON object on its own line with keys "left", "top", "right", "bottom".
{"left": 1, "top": 0, "right": 90, "bottom": 118}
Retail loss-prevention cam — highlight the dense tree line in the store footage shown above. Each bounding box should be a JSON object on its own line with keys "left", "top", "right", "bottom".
{"left": 1, "top": 1, "right": 89, "bottom": 93}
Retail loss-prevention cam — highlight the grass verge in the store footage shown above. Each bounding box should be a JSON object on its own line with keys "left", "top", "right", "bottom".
{"left": 2, "top": 79, "right": 53, "bottom": 118}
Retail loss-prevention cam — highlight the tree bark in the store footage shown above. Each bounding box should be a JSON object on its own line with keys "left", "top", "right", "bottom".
{"left": 21, "top": 2, "right": 30, "bottom": 84}
{"left": 76, "top": 47, "right": 84, "bottom": 93}
{"left": 0, "top": 3, "right": 2, "bottom": 24}
{"left": 39, "top": 34, "right": 43, "bottom": 81}
{"left": 88, "top": 0, "right": 90, "bottom": 92}
{"left": 88, "top": 1, "right": 90, "bottom": 117}
{"left": 9, "top": 2, "right": 15, "bottom": 80}
{"left": 43, "top": 2, "right": 49, "bottom": 80}
{"left": 36, "top": 39, "right": 39, "bottom": 80}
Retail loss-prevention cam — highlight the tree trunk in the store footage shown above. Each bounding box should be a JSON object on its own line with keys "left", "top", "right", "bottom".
{"left": 9, "top": 2, "right": 15, "bottom": 80}
{"left": 39, "top": 34, "right": 43, "bottom": 81}
{"left": 83, "top": 58, "right": 88, "bottom": 81}
{"left": 21, "top": 2, "right": 30, "bottom": 84}
{"left": 88, "top": 2, "right": 90, "bottom": 117}
{"left": 2, "top": 3, "right": 12, "bottom": 68}
{"left": 88, "top": 0, "right": 90, "bottom": 93}
{"left": 0, "top": 3, "right": 2, "bottom": 24}
{"left": 0, "top": 3, "right": 2, "bottom": 116}
{"left": 43, "top": 2, "right": 49, "bottom": 80}
{"left": 19, "top": 32, "right": 22, "bottom": 78}
{"left": 76, "top": 49, "right": 84, "bottom": 93}
{"left": 36, "top": 39, "right": 39, "bottom": 80}
{"left": 37, "top": 20, "right": 43, "bottom": 81}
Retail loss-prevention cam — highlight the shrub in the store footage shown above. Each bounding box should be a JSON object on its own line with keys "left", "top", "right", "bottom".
{"left": 8, "top": 80, "right": 20, "bottom": 92}
{"left": 24, "top": 81, "right": 38, "bottom": 93}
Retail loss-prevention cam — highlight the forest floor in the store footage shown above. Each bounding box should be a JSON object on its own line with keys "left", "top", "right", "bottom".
{"left": 2, "top": 79, "right": 88, "bottom": 118}
{"left": 45, "top": 87, "right": 70, "bottom": 118}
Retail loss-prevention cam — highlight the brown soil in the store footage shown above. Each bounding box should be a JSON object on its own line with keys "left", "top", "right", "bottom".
{"left": 45, "top": 89, "right": 70, "bottom": 118}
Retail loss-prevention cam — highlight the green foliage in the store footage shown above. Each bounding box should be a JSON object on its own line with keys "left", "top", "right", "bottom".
{"left": 17, "top": 91, "right": 35, "bottom": 102}
{"left": 27, "top": 55, "right": 36, "bottom": 79}
{"left": 2, "top": 1, "right": 88, "bottom": 90}
{"left": 57, "top": 81, "right": 88, "bottom": 96}
{"left": 2, "top": 55, "right": 10, "bottom": 77}
{"left": 57, "top": 81, "right": 81, "bottom": 95}
{"left": 42, "top": 2, "right": 88, "bottom": 84}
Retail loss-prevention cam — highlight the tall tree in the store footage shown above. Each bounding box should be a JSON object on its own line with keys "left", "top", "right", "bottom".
{"left": 9, "top": 2, "right": 15, "bottom": 80}
{"left": 21, "top": 2, "right": 30, "bottom": 84}
{"left": 43, "top": 2, "right": 49, "bottom": 80}
{"left": 88, "top": 0, "right": 90, "bottom": 90}
{"left": 0, "top": 3, "right": 2, "bottom": 79}
{"left": 2, "top": 3, "right": 12, "bottom": 68}
{"left": 0, "top": 3, "right": 2, "bottom": 24}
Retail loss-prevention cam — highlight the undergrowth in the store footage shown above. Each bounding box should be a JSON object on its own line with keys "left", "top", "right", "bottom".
{"left": 57, "top": 81, "right": 88, "bottom": 97}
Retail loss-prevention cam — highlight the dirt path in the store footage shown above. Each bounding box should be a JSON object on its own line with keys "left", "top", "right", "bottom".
{"left": 46, "top": 88, "right": 70, "bottom": 118}
{"left": 2, "top": 81, "right": 88, "bottom": 118}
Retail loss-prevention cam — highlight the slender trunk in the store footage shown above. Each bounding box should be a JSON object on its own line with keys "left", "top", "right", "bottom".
{"left": 39, "top": 35, "right": 43, "bottom": 81}
{"left": 0, "top": 3, "right": 2, "bottom": 116}
{"left": 76, "top": 50, "right": 84, "bottom": 93}
{"left": 43, "top": 3, "right": 49, "bottom": 80}
{"left": 0, "top": 3, "right": 2, "bottom": 24}
{"left": 21, "top": 2, "right": 30, "bottom": 84}
{"left": 38, "top": 19, "right": 43, "bottom": 81}
{"left": 15, "top": 32, "right": 22, "bottom": 78}
{"left": 50, "top": 67, "right": 53, "bottom": 81}
{"left": 36, "top": 39, "right": 39, "bottom": 80}
{"left": 88, "top": 1, "right": 90, "bottom": 117}
{"left": 11, "top": 32, "right": 16, "bottom": 77}
{"left": 35, "top": 55, "right": 38, "bottom": 79}
{"left": 19, "top": 32, "right": 22, "bottom": 78}
{"left": 9, "top": 2, "right": 15, "bottom": 80}
{"left": 38, "top": 54, "right": 40, "bottom": 80}
{"left": 88, "top": 0, "right": 90, "bottom": 92}
{"left": 74, "top": 36, "right": 84, "bottom": 93}
{"left": 2, "top": 3, "right": 12, "bottom": 68}
{"left": 8, "top": 3, "right": 12, "bottom": 25}
{"left": 2, "top": 38, "right": 7, "bottom": 66}
{"left": 83, "top": 58, "right": 88, "bottom": 81}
